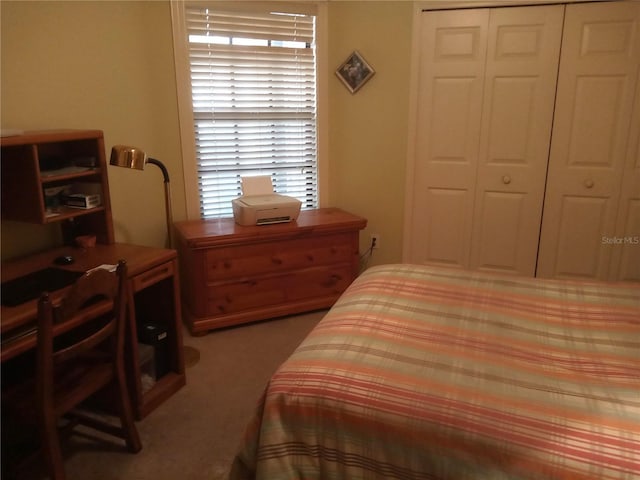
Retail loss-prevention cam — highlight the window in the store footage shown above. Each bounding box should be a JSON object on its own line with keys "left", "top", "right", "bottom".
{"left": 172, "top": 3, "right": 320, "bottom": 218}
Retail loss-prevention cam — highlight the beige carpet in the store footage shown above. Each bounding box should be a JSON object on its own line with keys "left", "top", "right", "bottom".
{"left": 12, "top": 310, "right": 326, "bottom": 480}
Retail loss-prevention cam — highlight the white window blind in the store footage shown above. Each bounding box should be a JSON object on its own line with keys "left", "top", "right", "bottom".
{"left": 185, "top": 6, "right": 318, "bottom": 218}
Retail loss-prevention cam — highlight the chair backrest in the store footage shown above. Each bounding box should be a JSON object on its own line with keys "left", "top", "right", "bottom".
{"left": 36, "top": 260, "right": 128, "bottom": 403}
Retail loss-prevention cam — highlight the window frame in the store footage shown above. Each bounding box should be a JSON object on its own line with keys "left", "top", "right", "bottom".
{"left": 171, "top": 0, "right": 329, "bottom": 220}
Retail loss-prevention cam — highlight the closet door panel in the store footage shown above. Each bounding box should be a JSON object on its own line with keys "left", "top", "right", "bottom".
{"left": 423, "top": 188, "right": 469, "bottom": 265}
{"left": 611, "top": 74, "right": 640, "bottom": 281}
{"left": 537, "top": 1, "right": 640, "bottom": 280}
{"left": 554, "top": 196, "right": 611, "bottom": 278}
{"left": 471, "top": 5, "right": 563, "bottom": 275}
{"left": 484, "top": 78, "right": 537, "bottom": 162}
{"left": 568, "top": 76, "right": 629, "bottom": 170}
{"left": 615, "top": 200, "right": 640, "bottom": 281}
{"left": 407, "top": 9, "right": 489, "bottom": 267}
{"left": 428, "top": 77, "right": 480, "bottom": 185}
{"left": 475, "top": 191, "right": 526, "bottom": 271}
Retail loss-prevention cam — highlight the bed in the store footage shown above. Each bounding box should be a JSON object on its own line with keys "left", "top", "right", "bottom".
{"left": 230, "top": 264, "right": 640, "bottom": 480}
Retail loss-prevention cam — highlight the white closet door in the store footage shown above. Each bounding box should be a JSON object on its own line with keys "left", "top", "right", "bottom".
{"left": 407, "top": 5, "right": 562, "bottom": 273}
{"left": 470, "top": 5, "right": 563, "bottom": 275}
{"left": 537, "top": 1, "right": 640, "bottom": 280}
{"left": 611, "top": 75, "right": 640, "bottom": 281}
{"left": 407, "top": 9, "right": 489, "bottom": 268}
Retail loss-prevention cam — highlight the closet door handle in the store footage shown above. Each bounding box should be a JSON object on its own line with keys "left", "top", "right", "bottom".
{"left": 584, "top": 179, "right": 595, "bottom": 189}
{"left": 502, "top": 175, "right": 511, "bottom": 185}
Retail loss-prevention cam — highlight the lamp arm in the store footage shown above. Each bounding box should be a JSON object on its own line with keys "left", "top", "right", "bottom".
{"left": 147, "top": 158, "right": 170, "bottom": 184}
{"left": 147, "top": 157, "right": 173, "bottom": 248}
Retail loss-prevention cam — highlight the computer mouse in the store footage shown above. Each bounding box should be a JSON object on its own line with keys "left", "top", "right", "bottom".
{"left": 53, "top": 255, "right": 75, "bottom": 266}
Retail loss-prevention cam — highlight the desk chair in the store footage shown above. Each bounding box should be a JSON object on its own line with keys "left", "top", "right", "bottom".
{"left": 3, "top": 259, "right": 142, "bottom": 480}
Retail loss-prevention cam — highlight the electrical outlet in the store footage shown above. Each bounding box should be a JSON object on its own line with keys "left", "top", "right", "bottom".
{"left": 371, "top": 233, "right": 380, "bottom": 249}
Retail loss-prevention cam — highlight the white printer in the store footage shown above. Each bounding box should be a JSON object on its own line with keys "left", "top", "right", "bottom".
{"left": 232, "top": 176, "right": 301, "bottom": 226}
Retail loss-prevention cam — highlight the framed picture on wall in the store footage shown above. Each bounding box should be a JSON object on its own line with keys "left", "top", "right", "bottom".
{"left": 336, "top": 51, "right": 375, "bottom": 94}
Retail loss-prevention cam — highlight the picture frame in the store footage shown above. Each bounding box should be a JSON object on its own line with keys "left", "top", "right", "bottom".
{"left": 335, "top": 50, "right": 375, "bottom": 94}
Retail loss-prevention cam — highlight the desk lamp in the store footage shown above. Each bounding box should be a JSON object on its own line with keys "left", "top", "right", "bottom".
{"left": 110, "top": 145, "right": 174, "bottom": 249}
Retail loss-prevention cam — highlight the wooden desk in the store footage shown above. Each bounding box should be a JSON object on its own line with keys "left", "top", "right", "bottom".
{"left": 1, "top": 243, "right": 186, "bottom": 419}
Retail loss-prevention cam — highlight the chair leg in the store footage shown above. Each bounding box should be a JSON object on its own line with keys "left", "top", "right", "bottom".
{"left": 39, "top": 413, "right": 66, "bottom": 480}
{"left": 115, "top": 370, "right": 142, "bottom": 453}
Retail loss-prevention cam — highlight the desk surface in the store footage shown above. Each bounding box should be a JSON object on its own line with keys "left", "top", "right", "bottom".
{"left": 1, "top": 243, "right": 176, "bottom": 337}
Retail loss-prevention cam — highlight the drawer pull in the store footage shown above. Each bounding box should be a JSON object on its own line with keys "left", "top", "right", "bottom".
{"left": 323, "top": 274, "right": 342, "bottom": 287}
{"left": 271, "top": 257, "right": 283, "bottom": 265}
{"left": 584, "top": 178, "right": 594, "bottom": 189}
{"left": 306, "top": 254, "right": 314, "bottom": 262}
{"left": 223, "top": 260, "right": 232, "bottom": 269}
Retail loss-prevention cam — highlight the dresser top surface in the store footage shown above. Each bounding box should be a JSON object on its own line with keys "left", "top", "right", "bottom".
{"left": 174, "top": 208, "right": 367, "bottom": 247}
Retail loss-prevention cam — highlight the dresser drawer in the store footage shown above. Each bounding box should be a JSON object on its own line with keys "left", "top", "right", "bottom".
{"left": 205, "top": 232, "right": 355, "bottom": 281}
{"left": 206, "top": 265, "right": 353, "bottom": 316}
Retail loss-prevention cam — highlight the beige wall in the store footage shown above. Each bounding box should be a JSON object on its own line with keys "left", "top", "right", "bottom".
{"left": 1, "top": 1, "right": 413, "bottom": 266}
{"left": 328, "top": 2, "right": 413, "bottom": 265}
{"left": 1, "top": 1, "right": 185, "bottom": 259}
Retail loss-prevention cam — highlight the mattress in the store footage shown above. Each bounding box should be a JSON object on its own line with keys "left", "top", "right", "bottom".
{"left": 231, "top": 264, "right": 640, "bottom": 479}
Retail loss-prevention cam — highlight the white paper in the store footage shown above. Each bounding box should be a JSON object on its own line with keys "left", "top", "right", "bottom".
{"left": 241, "top": 175, "right": 274, "bottom": 195}
{"left": 86, "top": 264, "right": 117, "bottom": 274}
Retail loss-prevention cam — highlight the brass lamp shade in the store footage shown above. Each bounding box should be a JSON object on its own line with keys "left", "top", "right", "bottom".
{"left": 110, "top": 145, "right": 147, "bottom": 170}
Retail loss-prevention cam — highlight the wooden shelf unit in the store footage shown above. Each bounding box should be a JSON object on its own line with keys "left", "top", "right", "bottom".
{"left": 1, "top": 130, "right": 114, "bottom": 244}
{"left": 175, "top": 208, "right": 367, "bottom": 334}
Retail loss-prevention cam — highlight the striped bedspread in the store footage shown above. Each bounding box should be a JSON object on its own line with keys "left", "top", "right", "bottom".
{"left": 230, "top": 264, "right": 640, "bottom": 480}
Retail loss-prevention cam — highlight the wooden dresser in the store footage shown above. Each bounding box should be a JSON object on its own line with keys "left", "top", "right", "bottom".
{"left": 174, "top": 208, "right": 367, "bottom": 334}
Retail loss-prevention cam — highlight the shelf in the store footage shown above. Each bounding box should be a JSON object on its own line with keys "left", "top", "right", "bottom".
{"left": 40, "top": 167, "right": 101, "bottom": 183}
{"left": 0, "top": 129, "right": 114, "bottom": 244}
{"left": 137, "top": 372, "right": 186, "bottom": 419}
{"left": 43, "top": 206, "right": 107, "bottom": 223}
